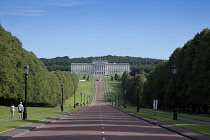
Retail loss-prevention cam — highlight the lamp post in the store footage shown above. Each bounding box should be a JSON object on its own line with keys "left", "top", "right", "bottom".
{"left": 118, "top": 92, "right": 119, "bottom": 106}
{"left": 74, "top": 90, "right": 76, "bottom": 108}
{"left": 172, "top": 66, "right": 177, "bottom": 120}
{"left": 136, "top": 86, "right": 140, "bottom": 112}
{"left": 124, "top": 90, "right": 126, "bottom": 108}
{"left": 87, "top": 95, "right": 88, "bottom": 104}
{"left": 111, "top": 96, "right": 113, "bottom": 105}
{"left": 84, "top": 94, "right": 85, "bottom": 105}
{"left": 61, "top": 84, "right": 64, "bottom": 112}
{"left": 80, "top": 93, "right": 82, "bottom": 106}
{"left": 115, "top": 95, "right": 117, "bottom": 105}
{"left": 87, "top": 95, "right": 89, "bottom": 104}
{"left": 23, "top": 66, "right": 29, "bottom": 120}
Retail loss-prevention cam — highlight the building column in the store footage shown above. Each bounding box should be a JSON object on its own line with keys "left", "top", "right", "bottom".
{"left": 102, "top": 65, "right": 105, "bottom": 74}
{"left": 105, "top": 65, "right": 107, "bottom": 74}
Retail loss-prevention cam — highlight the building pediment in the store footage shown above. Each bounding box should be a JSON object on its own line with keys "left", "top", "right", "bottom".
{"left": 71, "top": 60, "right": 130, "bottom": 75}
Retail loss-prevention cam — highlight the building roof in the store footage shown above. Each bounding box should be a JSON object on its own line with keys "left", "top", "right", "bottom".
{"left": 92, "top": 60, "right": 108, "bottom": 64}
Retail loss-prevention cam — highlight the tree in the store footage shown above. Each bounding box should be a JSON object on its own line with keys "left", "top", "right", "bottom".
{"left": 40, "top": 55, "right": 164, "bottom": 73}
{"left": 114, "top": 73, "right": 118, "bottom": 81}
{"left": 134, "top": 74, "right": 147, "bottom": 106}
{"left": 111, "top": 76, "right": 114, "bottom": 81}
{"left": 0, "top": 25, "right": 78, "bottom": 107}
{"left": 143, "top": 28, "right": 210, "bottom": 113}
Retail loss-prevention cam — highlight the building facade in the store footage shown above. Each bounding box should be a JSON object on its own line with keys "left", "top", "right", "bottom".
{"left": 71, "top": 60, "right": 130, "bottom": 75}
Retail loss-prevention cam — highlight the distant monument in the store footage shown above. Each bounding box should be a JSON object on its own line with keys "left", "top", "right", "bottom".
{"left": 71, "top": 60, "right": 130, "bottom": 75}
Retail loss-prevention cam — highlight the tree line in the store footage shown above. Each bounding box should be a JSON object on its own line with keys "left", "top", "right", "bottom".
{"left": 40, "top": 55, "right": 164, "bottom": 75}
{"left": 0, "top": 25, "right": 78, "bottom": 107}
{"left": 122, "top": 28, "right": 210, "bottom": 113}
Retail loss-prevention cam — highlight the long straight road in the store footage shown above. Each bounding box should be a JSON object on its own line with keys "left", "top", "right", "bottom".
{"left": 11, "top": 81, "right": 188, "bottom": 140}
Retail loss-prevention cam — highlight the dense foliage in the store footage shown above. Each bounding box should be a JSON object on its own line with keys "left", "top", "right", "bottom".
{"left": 122, "top": 29, "right": 210, "bottom": 113}
{"left": 40, "top": 55, "right": 164, "bottom": 75}
{"left": 122, "top": 72, "right": 146, "bottom": 106}
{"left": 0, "top": 25, "right": 78, "bottom": 107}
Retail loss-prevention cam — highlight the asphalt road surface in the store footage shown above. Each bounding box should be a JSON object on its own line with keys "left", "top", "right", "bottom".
{"left": 11, "top": 81, "right": 189, "bottom": 140}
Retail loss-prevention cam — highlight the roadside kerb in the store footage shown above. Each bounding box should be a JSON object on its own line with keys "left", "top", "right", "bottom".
{"left": 110, "top": 105, "right": 210, "bottom": 140}
{"left": 0, "top": 106, "right": 89, "bottom": 140}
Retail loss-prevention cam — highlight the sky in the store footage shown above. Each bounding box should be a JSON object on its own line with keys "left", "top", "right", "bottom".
{"left": 1, "top": 0, "right": 210, "bottom": 60}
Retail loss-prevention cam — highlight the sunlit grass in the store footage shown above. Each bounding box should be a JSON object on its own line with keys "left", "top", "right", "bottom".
{"left": 131, "top": 107, "right": 210, "bottom": 122}
{"left": 106, "top": 78, "right": 210, "bottom": 136}
{"left": 0, "top": 106, "right": 84, "bottom": 132}
{"left": 65, "top": 75, "right": 95, "bottom": 107}
{"left": 0, "top": 74, "right": 95, "bottom": 132}
{"left": 177, "top": 123, "right": 210, "bottom": 135}
{"left": 0, "top": 107, "right": 60, "bottom": 120}
{"left": 107, "top": 80, "right": 123, "bottom": 102}
{"left": 116, "top": 106, "right": 210, "bottom": 136}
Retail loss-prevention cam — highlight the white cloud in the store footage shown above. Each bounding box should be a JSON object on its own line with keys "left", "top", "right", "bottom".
{"left": 0, "top": 0, "right": 92, "bottom": 16}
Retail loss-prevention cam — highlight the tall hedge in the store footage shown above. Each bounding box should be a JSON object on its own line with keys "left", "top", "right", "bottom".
{"left": 0, "top": 25, "right": 78, "bottom": 106}
{"left": 122, "top": 29, "right": 210, "bottom": 113}
{"left": 143, "top": 29, "right": 210, "bottom": 112}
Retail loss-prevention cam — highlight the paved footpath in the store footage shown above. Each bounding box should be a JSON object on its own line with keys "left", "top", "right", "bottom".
{"left": 1, "top": 81, "right": 210, "bottom": 140}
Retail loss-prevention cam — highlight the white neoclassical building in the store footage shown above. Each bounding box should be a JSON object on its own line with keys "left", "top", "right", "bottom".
{"left": 71, "top": 60, "right": 130, "bottom": 75}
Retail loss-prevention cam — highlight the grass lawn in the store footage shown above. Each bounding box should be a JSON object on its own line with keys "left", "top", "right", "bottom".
{"left": 0, "top": 74, "right": 95, "bottom": 132}
{"left": 107, "top": 80, "right": 123, "bottom": 102}
{"left": 142, "top": 108, "right": 210, "bottom": 122}
{"left": 106, "top": 78, "right": 210, "bottom": 136}
{"left": 0, "top": 106, "right": 84, "bottom": 132}
{"left": 117, "top": 106, "right": 210, "bottom": 136}
{"left": 1, "top": 75, "right": 94, "bottom": 120}
{"left": 125, "top": 106, "right": 210, "bottom": 122}
{"left": 65, "top": 80, "right": 95, "bottom": 107}
{"left": 0, "top": 107, "right": 60, "bottom": 120}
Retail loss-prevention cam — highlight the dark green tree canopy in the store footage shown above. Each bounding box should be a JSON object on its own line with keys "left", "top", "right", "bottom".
{"left": 122, "top": 28, "right": 210, "bottom": 113}
{"left": 40, "top": 55, "right": 164, "bottom": 75}
{"left": 0, "top": 25, "right": 78, "bottom": 107}
{"left": 144, "top": 28, "right": 210, "bottom": 110}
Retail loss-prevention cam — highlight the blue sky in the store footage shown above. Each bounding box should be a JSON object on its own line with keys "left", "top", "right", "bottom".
{"left": 1, "top": 0, "right": 210, "bottom": 60}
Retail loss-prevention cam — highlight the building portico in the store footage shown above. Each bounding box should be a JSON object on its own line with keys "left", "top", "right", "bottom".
{"left": 71, "top": 60, "right": 130, "bottom": 75}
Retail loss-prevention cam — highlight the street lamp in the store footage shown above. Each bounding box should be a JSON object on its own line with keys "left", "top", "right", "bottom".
{"left": 80, "top": 93, "right": 82, "bottom": 106}
{"left": 61, "top": 84, "right": 64, "bottom": 111}
{"left": 111, "top": 96, "right": 113, "bottom": 105}
{"left": 84, "top": 94, "right": 86, "bottom": 105}
{"left": 172, "top": 66, "right": 177, "bottom": 120}
{"left": 118, "top": 92, "right": 120, "bottom": 106}
{"left": 74, "top": 90, "right": 76, "bottom": 108}
{"left": 89, "top": 95, "right": 90, "bottom": 104}
{"left": 86, "top": 95, "right": 88, "bottom": 104}
{"left": 136, "top": 86, "right": 140, "bottom": 112}
{"left": 23, "top": 66, "right": 29, "bottom": 120}
{"left": 124, "top": 90, "right": 126, "bottom": 108}
{"left": 115, "top": 95, "right": 117, "bottom": 105}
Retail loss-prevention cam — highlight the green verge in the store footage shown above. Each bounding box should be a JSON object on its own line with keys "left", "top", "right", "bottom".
{"left": 106, "top": 78, "right": 210, "bottom": 136}
{"left": 107, "top": 80, "right": 123, "bottom": 102}
{"left": 0, "top": 107, "right": 60, "bottom": 120}
{"left": 0, "top": 75, "right": 94, "bottom": 120}
{"left": 125, "top": 106, "right": 210, "bottom": 122}
{"left": 0, "top": 74, "right": 95, "bottom": 132}
{"left": 115, "top": 106, "right": 210, "bottom": 136}
{"left": 142, "top": 108, "right": 210, "bottom": 122}
{"left": 65, "top": 80, "right": 95, "bottom": 107}
{"left": 0, "top": 106, "right": 84, "bottom": 132}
